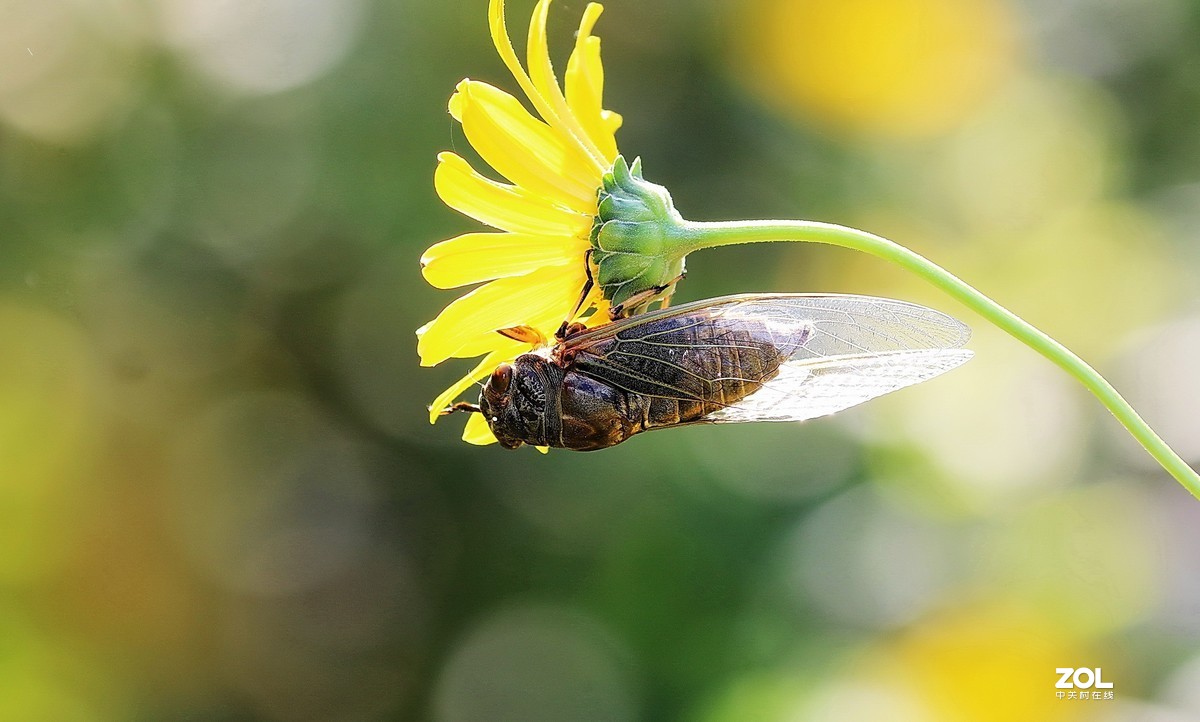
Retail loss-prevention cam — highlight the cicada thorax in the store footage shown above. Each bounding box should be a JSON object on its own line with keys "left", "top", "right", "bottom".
{"left": 554, "top": 370, "right": 640, "bottom": 450}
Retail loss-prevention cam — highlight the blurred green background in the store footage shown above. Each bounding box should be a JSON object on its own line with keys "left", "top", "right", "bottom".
{"left": 4, "top": 0, "right": 1200, "bottom": 719}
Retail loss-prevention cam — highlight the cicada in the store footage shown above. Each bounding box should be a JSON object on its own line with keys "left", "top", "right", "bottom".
{"left": 446, "top": 294, "right": 973, "bottom": 451}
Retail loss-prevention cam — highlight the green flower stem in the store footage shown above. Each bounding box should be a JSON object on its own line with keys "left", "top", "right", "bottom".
{"left": 673, "top": 218, "right": 1200, "bottom": 499}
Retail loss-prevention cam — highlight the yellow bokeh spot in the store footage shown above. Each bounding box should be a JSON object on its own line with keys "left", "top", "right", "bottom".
{"left": 0, "top": 614, "right": 130, "bottom": 720}
{"left": 0, "top": 301, "right": 101, "bottom": 583}
{"left": 734, "top": 0, "right": 1017, "bottom": 137}
{"left": 703, "top": 606, "right": 1095, "bottom": 721}
{"left": 857, "top": 606, "right": 1086, "bottom": 722}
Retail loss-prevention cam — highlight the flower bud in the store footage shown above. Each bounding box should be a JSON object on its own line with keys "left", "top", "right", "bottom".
{"left": 590, "top": 156, "right": 688, "bottom": 308}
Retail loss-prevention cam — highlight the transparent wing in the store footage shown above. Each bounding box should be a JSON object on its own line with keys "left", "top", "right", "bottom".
{"left": 695, "top": 295, "right": 972, "bottom": 423}
{"left": 704, "top": 294, "right": 971, "bottom": 359}
{"left": 705, "top": 348, "right": 973, "bottom": 423}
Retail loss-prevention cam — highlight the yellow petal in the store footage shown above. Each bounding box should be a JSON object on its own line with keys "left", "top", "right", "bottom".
{"left": 423, "top": 293, "right": 573, "bottom": 361}
{"left": 427, "top": 339, "right": 527, "bottom": 423}
{"left": 421, "top": 232, "right": 587, "bottom": 289}
{"left": 527, "top": 0, "right": 607, "bottom": 167}
{"left": 565, "top": 5, "right": 619, "bottom": 162}
{"left": 582, "top": 296, "right": 612, "bottom": 328}
{"left": 566, "top": 4, "right": 604, "bottom": 96}
{"left": 534, "top": 445, "right": 549, "bottom": 454}
{"left": 463, "top": 412, "right": 499, "bottom": 445}
{"left": 599, "top": 109, "right": 623, "bottom": 137}
{"left": 429, "top": 282, "right": 599, "bottom": 362}
{"left": 417, "top": 263, "right": 587, "bottom": 366}
{"left": 488, "top": 0, "right": 563, "bottom": 139}
{"left": 429, "top": 329, "right": 530, "bottom": 362}
{"left": 451, "top": 80, "right": 599, "bottom": 209}
{"left": 435, "top": 152, "right": 590, "bottom": 235}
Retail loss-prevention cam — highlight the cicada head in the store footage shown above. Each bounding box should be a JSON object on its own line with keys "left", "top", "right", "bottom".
{"left": 479, "top": 354, "right": 561, "bottom": 449}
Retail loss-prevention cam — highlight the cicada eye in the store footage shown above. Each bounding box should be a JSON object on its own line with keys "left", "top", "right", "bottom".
{"left": 490, "top": 363, "right": 512, "bottom": 394}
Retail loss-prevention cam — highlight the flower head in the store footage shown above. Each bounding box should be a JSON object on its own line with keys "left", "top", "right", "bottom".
{"left": 418, "top": 0, "right": 622, "bottom": 445}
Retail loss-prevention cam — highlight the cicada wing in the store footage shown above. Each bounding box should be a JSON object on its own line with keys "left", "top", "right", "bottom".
{"left": 699, "top": 295, "right": 973, "bottom": 423}
{"left": 709, "top": 295, "right": 971, "bottom": 359}
{"left": 705, "top": 348, "right": 973, "bottom": 424}
{"left": 562, "top": 294, "right": 969, "bottom": 355}
{"left": 562, "top": 293, "right": 972, "bottom": 411}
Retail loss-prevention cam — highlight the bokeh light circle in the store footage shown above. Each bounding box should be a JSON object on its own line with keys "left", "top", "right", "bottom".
{"left": 0, "top": 0, "right": 144, "bottom": 143}
{"left": 732, "top": 0, "right": 1016, "bottom": 137}
{"left": 158, "top": 0, "right": 366, "bottom": 95}
{"left": 0, "top": 301, "right": 101, "bottom": 584}
{"left": 1113, "top": 314, "right": 1200, "bottom": 464}
{"left": 168, "top": 391, "right": 376, "bottom": 596}
{"left": 433, "top": 604, "right": 638, "bottom": 722}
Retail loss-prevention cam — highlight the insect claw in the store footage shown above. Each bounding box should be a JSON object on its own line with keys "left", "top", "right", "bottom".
{"left": 659, "top": 272, "right": 685, "bottom": 310}
{"left": 608, "top": 273, "right": 687, "bottom": 320}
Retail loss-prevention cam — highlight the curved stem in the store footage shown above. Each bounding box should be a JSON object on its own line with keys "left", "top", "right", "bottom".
{"left": 674, "top": 219, "right": 1200, "bottom": 499}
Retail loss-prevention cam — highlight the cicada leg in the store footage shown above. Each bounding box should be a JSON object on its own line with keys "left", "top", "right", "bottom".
{"left": 550, "top": 250, "right": 603, "bottom": 342}
{"left": 658, "top": 277, "right": 683, "bottom": 310}
{"left": 554, "top": 321, "right": 588, "bottom": 342}
{"left": 438, "top": 402, "right": 482, "bottom": 416}
{"left": 566, "top": 249, "right": 596, "bottom": 320}
{"left": 609, "top": 272, "right": 686, "bottom": 320}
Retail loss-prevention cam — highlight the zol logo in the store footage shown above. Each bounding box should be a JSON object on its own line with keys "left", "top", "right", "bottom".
{"left": 1055, "top": 667, "right": 1113, "bottom": 689}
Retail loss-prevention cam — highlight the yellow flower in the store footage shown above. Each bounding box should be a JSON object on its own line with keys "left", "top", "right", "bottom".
{"left": 417, "top": 0, "right": 622, "bottom": 445}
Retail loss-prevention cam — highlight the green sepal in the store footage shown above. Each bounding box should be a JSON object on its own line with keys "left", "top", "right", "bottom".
{"left": 590, "top": 155, "right": 688, "bottom": 308}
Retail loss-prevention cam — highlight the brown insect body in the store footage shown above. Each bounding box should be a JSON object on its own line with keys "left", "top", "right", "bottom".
{"left": 481, "top": 297, "right": 807, "bottom": 450}
{"left": 477, "top": 294, "right": 973, "bottom": 451}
